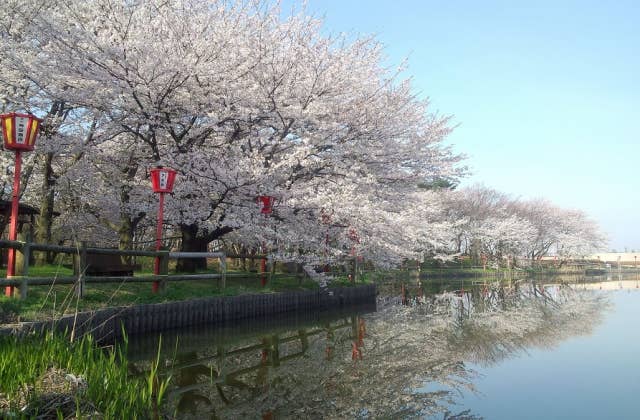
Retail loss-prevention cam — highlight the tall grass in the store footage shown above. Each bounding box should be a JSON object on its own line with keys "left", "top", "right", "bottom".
{"left": 0, "top": 332, "right": 169, "bottom": 418}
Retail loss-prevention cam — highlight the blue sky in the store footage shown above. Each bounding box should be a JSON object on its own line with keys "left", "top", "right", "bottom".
{"left": 288, "top": 0, "right": 640, "bottom": 251}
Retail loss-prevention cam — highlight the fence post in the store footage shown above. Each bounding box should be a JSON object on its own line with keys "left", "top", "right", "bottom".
{"left": 77, "top": 241, "right": 87, "bottom": 298}
{"left": 159, "top": 251, "right": 169, "bottom": 291}
{"left": 260, "top": 255, "right": 267, "bottom": 287}
{"left": 219, "top": 254, "right": 226, "bottom": 289}
{"left": 352, "top": 257, "right": 358, "bottom": 283}
{"left": 269, "top": 255, "right": 275, "bottom": 284}
{"left": 17, "top": 236, "right": 31, "bottom": 300}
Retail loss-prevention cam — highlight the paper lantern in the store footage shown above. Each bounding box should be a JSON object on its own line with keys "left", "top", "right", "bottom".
{"left": 150, "top": 167, "right": 177, "bottom": 193}
{"left": 1, "top": 113, "right": 42, "bottom": 151}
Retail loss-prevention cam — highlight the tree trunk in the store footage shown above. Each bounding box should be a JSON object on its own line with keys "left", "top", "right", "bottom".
{"left": 34, "top": 101, "right": 71, "bottom": 264}
{"left": 177, "top": 223, "right": 208, "bottom": 272}
{"left": 116, "top": 159, "right": 145, "bottom": 264}
{"left": 176, "top": 224, "right": 234, "bottom": 272}
{"left": 118, "top": 215, "right": 135, "bottom": 264}
{"left": 470, "top": 239, "right": 482, "bottom": 266}
{"left": 35, "top": 153, "right": 56, "bottom": 265}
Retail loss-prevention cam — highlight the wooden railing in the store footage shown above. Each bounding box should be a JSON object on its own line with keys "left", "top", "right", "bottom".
{"left": 0, "top": 239, "right": 227, "bottom": 299}
{"left": 0, "top": 239, "right": 365, "bottom": 300}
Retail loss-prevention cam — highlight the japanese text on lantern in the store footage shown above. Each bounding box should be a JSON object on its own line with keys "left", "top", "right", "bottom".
{"left": 159, "top": 171, "right": 168, "bottom": 189}
{"left": 15, "top": 116, "right": 27, "bottom": 144}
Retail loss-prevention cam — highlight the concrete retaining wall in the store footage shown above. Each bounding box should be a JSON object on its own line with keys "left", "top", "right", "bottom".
{"left": 1, "top": 285, "right": 376, "bottom": 343}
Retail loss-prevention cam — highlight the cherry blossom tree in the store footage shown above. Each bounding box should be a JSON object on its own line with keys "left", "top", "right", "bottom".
{"left": 439, "top": 186, "right": 606, "bottom": 265}
{"left": 0, "top": 0, "right": 605, "bottom": 274}
{"left": 1, "top": 0, "right": 464, "bottom": 269}
{"left": 510, "top": 198, "right": 607, "bottom": 262}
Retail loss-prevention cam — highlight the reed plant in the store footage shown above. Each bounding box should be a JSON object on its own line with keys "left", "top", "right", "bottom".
{"left": 0, "top": 332, "right": 169, "bottom": 418}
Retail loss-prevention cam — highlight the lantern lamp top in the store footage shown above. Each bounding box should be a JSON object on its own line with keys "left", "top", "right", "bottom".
{"left": 320, "top": 208, "right": 332, "bottom": 225}
{"left": 258, "top": 195, "right": 275, "bottom": 215}
{"left": 150, "top": 167, "right": 177, "bottom": 193}
{"left": 1, "top": 113, "right": 43, "bottom": 152}
{"left": 347, "top": 227, "right": 360, "bottom": 243}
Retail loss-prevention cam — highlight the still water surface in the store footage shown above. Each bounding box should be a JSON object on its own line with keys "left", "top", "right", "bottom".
{"left": 128, "top": 278, "right": 639, "bottom": 419}
{"left": 461, "top": 288, "right": 639, "bottom": 420}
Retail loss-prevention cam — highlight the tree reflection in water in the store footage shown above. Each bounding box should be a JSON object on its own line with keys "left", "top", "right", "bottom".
{"left": 134, "top": 283, "right": 609, "bottom": 419}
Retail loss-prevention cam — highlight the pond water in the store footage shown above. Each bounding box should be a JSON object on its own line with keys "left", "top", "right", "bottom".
{"left": 459, "top": 287, "right": 640, "bottom": 420}
{"left": 127, "top": 277, "right": 640, "bottom": 419}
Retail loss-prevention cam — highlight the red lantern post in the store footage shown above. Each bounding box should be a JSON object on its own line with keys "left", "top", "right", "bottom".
{"left": 257, "top": 195, "right": 274, "bottom": 286}
{"left": 150, "top": 167, "right": 177, "bottom": 293}
{"left": 347, "top": 227, "right": 360, "bottom": 256}
{"left": 1, "top": 113, "right": 42, "bottom": 297}
{"left": 347, "top": 227, "right": 360, "bottom": 283}
{"left": 258, "top": 195, "right": 274, "bottom": 216}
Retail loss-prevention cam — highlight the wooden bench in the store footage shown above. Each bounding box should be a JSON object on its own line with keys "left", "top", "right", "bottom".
{"left": 74, "top": 252, "right": 141, "bottom": 277}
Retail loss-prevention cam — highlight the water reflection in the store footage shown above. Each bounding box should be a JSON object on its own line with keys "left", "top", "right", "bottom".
{"left": 128, "top": 282, "right": 610, "bottom": 419}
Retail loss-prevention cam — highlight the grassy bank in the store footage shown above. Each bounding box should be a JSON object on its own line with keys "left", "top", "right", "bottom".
{"left": 0, "top": 332, "right": 167, "bottom": 418}
{"left": 0, "top": 264, "right": 371, "bottom": 323}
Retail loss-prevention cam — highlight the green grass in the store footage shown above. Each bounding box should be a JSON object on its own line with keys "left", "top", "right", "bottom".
{"left": 0, "top": 264, "right": 333, "bottom": 322}
{"left": 0, "top": 332, "right": 168, "bottom": 418}
{"left": 0, "top": 263, "right": 75, "bottom": 277}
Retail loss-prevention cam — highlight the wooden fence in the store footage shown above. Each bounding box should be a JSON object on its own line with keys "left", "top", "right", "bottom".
{"left": 0, "top": 239, "right": 364, "bottom": 301}
{"left": 0, "top": 239, "right": 231, "bottom": 299}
